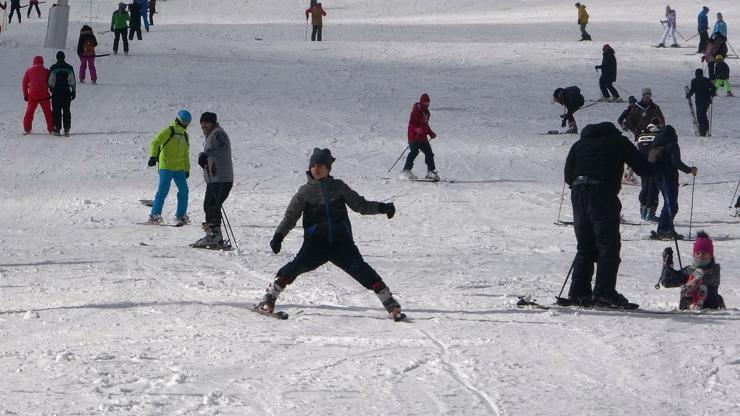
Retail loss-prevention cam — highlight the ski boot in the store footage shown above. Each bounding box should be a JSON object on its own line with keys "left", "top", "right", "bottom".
{"left": 400, "top": 169, "right": 416, "bottom": 180}
{"left": 375, "top": 286, "right": 404, "bottom": 320}
{"left": 646, "top": 208, "right": 658, "bottom": 222}
{"left": 191, "top": 225, "right": 223, "bottom": 248}
{"left": 656, "top": 43, "right": 666, "bottom": 48}
{"left": 175, "top": 214, "right": 190, "bottom": 226}
{"left": 146, "top": 214, "right": 163, "bottom": 224}
{"left": 425, "top": 170, "right": 440, "bottom": 182}
{"left": 611, "top": 96, "right": 624, "bottom": 103}
{"left": 257, "top": 281, "right": 284, "bottom": 313}
{"left": 670, "top": 44, "right": 680, "bottom": 48}
{"left": 597, "top": 96, "right": 610, "bottom": 102}
{"left": 592, "top": 291, "right": 638, "bottom": 309}
{"left": 565, "top": 120, "right": 578, "bottom": 134}
{"left": 63, "top": 129, "right": 69, "bottom": 137}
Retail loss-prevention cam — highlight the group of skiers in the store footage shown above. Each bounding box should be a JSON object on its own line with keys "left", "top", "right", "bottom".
{"left": 111, "top": 0, "right": 157, "bottom": 55}
{"left": 21, "top": 51, "right": 75, "bottom": 136}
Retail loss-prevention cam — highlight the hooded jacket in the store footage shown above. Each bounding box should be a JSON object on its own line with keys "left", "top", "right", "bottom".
{"left": 407, "top": 94, "right": 435, "bottom": 143}
{"left": 714, "top": 59, "right": 730, "bottom": 80}
{"left": 688, "top": 71, "right": 717, "bottom": 104}
{"left": 564, "top": 122, "right": 660, "bottom": 193}
{"left": 77, "top": 25, "right": 98, "bottom": 56}
{"left": 201, "top": 123, "right": 233, "bottom": 183}
{"left": 647, "top": 125, "right": 693, "bottom": 182}
{"left": 274, "top": 174, "right": 383, "bottom": 243}
{"left": 128, "top": 2, "right": 141, "bottom": 28}
{"left": 48, "top": 55, "right": 76, "bottom": 96}
{"left": 149, "top": 122, "right": 190, "bottom": 172}
{"left": 596, "top": 45, "right": 617, "bottom": 82}
{"left": 577, "top": 4, "right": 589, "bottom": 24}
{"left": 555, "top": 86, "right": 585, "bottom": 115}
{"left": 625, "top": 99, "right": 664, "bottom": 135}
{"left": 22, "top": 56, "right": 50, "bottom": 101}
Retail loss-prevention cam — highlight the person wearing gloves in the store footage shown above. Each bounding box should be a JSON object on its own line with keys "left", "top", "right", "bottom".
{"left": 47, "top": 51, "right": 76, "bottom": 137}
{"left": 21, "top": 55, "right": 53, "bottom": 134}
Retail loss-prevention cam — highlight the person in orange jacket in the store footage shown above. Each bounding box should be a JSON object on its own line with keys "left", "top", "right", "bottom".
{"left": 305, "top": 2, "right": 326, "bottom": 41}
{"left": 21, "top": 55, "right": 53, "bottom": 134}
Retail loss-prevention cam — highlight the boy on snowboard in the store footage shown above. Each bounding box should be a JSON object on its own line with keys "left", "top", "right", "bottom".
{"left": 259, "top": 148, "right": 403, "bottom": 320}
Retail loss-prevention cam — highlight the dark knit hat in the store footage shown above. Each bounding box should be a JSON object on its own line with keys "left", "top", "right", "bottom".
{"left": 628, "top": 95, "right": 637, "bottom": 103}
{"left": 200, "top": 112, "right": 217, "bottom": 124}
{"left": 309, "top": 148, "right": 335, "bottom": 169}
{"left": 56, "top": 51, "right": 65, "bottom": 61}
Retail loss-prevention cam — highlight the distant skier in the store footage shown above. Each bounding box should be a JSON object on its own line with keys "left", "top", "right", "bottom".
{"left": 146, "top": 110, "right": 191, "bottom": 225}
{"left": 575, "top": 2, "right": 590, "bottom": 41}
{"left": 305, "top": 2, "right": 326, "bottom": 41}
{"left": 660, "top": 231, "right": 725, "bottom": 310}
{"left": 258, "top": 148, "right": 403, "bottom": 320}
{"left": 21, "top": 55, "right": 53, "bottom": 134}
{"left": 657, "top": 5, "right": 678, "bottom": 47}
{"left": 148, "top": 0, "right": 155, "bottom": 25}
{"left": 553, "top": 86, "right": 584, "bottom": 134}
{"left": 192, "top": 112, "right": 234, "bottom": 249}
{"left": 77, "top": 25, "right": 98, "bottom": 84}
{"left": 712, "top": 12, "right": 727, "bottom": 39}
{"left": 624, "top": 88, "right": 665, "bottom": 137}
{"left": 701, "top": 35, "right": 726, "bottom": 80}
{"left": 401, "top": 93, "right": 439, "bottom": 181}
{"left": 697, "top": 6, "right": 710, "bottom": 53}
{"left": 713, "top": 55, "right": 733, "bottom": 97}
{"left": 8, "top": 0, "right": 20, "bottom": 23}
{"left": 48, "top": 51, "right": 76, "bottom": 137}
{"left": 128, "top": 2, "right": 142, "bottom": 41}
{"left": 27, "top": 0, "right": 41, "bottom": 18}
{"left": 647, "top": 125, "right": 697, "bottom": 240}
{"left": 686, "top": 68, "right": 717, "bottom": 137}
{"left": 136, "top": 0, "right": 149, "bottom": 32}
{"left": 111, "top": 2, "right": 129, "bottom": 55}
{"left": 594, "top": 44, "right": 620, "bottom": 102}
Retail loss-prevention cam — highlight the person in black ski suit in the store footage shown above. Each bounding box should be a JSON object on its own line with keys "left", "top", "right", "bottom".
{"left": 648, "top": 125, "right": 697, "bottom": 240}
{"left": 553, "top": 86, "right": 584, "bottom": 134}
{"left": 595, "top": 44, "right": 620, "bottom": 102}
{"left": 686, "top": 68, "right": 717, "bottom": 137}
{"left": 47, "top": 51, "right": 76, "bottom": 136}
{"left": 259, "top": 148, "right": 403, "bottom": 319}
{"left": 563, "top": 122, "right": 661, "bottom": 308}
{"left": 8, "top": 0, "right": 21, "bottom": 23}
{"left": 636, "top": 124, "right": 661, "bottom": 221}
{"left": 128, "top": 2, "right": 142, "bottom": 41}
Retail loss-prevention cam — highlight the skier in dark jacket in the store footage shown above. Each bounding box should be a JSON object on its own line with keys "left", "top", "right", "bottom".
{"left": 636, "top": 123, "right": 661, "bottom": 221}
{"left": 595, "top": 44, "right": 620, "bottom": 102}
{"left": 647, "top": 125, "right": 697, "bottom": 240}
{"left": 660, "top": 231, "right": 725, "bottom": 310}
{"left": 697, "top": 6, "right": 710, "bottom": 53}
{"left": 77, "top": 25, "right": 98, "bottom": 84}
{"left": 8, "top": 0, "right": 21, "bottom": 23}
{"left": 624, "top": 88, "right": 665, "bottom": 138}
{"left": 686, "top": 68, "right": 717, "bottom": 137}
{"left": 563, "top": 122, "right": 661, "bottom": 308}
{"left": 617, "top": 96, "right": 637, "bottom": 129}
{"left": 259, "top": 148, "right": 403, "bottom": 320}
{"left": 128, "top": 2, "right": 142, "bottom": 41}
{"left": 553, "top": 86, "right": 584, "bottom": 134}
{"left": 47, "top": 51, "right": 76, "bottom": 136}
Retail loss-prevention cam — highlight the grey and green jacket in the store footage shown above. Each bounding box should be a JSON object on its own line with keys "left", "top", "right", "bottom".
{"left": 275, "top": 174, "right": 384, "bottom": 243}
{"left": 202, "top": 123, "right": 233, "bottom": 183}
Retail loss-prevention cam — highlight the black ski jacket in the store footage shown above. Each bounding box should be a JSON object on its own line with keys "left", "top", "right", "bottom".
{"left": 564, "top": 122, "right": 660, "bottom": 193}
{"left": 648, "top": 125, "right": 693, "bottom": 183}
{"left": 596, "top": 46, "right": 617, "bottom": 82}
{"left": 715, "top": 61, "right": 730, "bottom": 80}
{"left": 688, "top": 75, "right": 717, "bottom": 105}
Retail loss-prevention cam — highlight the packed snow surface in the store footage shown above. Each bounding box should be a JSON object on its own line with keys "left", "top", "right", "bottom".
{"left": 1, "top": 0, "right": 739, "bottom": 414}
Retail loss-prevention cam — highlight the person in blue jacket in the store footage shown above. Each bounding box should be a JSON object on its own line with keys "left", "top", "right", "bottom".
{"left": 713, "top": 12, "right": 727, "bottom": 39}
{"left": 136, "top": 0, "right": 149, "bottom": 32}
{"left": 697, "top": 6, "right": 710, "bottom": 53}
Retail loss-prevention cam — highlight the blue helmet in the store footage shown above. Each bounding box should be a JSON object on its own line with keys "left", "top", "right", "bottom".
{"left": 176, "top": 110, "right": 192, "bottom": 127}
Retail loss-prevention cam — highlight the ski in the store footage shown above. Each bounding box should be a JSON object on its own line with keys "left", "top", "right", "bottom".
{"left": 189, "top": 242, "right": 233, "bottom": 251}
{"left": 136, "top": 222, "right": 184, "bottom": 227}
{"left": 539, "top": 130, "right": 577, "bottom": 135}
{"left": 139, "top": 199, "right": 153, "bottom": 207}
{"left": 649, "top": 230, "right": 684, "bottom": 241}
{"left": 684, "top": 85, "right": 700, "bottom": 136}
{"left": 410, "top": 178, "right": 454, "bottom": 183}
{"left": 251, "top": 305, "right": 289, "bottom": 320}
{"left": 515, "top": 296, "right": 694, "bottom": 315}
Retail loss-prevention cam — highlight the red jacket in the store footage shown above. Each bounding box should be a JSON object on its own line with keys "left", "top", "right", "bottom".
{"left": 22, "top": 56, "right": 50, "bottom": 101}
{"left": 407, "top": 95, "right": 435, "bottom": 143}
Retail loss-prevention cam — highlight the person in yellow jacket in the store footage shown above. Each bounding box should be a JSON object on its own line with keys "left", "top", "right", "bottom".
{"left": 575, "top": 2, "right": 591, "bottom": 41}
{"left": 146, "top": 110, "right": 192, "bottom": 225}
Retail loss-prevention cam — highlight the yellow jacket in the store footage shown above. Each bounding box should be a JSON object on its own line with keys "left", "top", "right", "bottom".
{"left": 577, "top": 5, "right": 589, "bottom": 24}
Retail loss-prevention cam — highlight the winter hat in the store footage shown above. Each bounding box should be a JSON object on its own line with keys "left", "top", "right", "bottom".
{"left": 703, "top": 6, "right": 709, "bottom": 13}
{"left": 628, "top": 95, "right": 637, "bottom": 103}
{"left": 420, "top": 93, "right": 430, "bottom": 104}
{"left": 717, "top": 12, "right": 722, "bottom": 19}
{"left": 200, "top": 112, "right": 217, "bottom": 124}
{"left": 602, "top": 43, "right": 610, "bottom": 52}
{"left": 641, "top": 87, "right": 652, "bottom": 96}
{"left": 693, "top": 231, "right": 714, "bottom": 257}
{"left": 56, "top": 51, "right": 65, "bottom": 61}
{"left": 574, "top": 3, "right": 580, "bottom": 7}
{"left": 695, "top": 68, "right": 704, "bottom": 77}
{"left": 32, "top": 55, "right": 44, "bottom": 65}
{"left": 309, "top": 148, "right": 335, "bottom": 170}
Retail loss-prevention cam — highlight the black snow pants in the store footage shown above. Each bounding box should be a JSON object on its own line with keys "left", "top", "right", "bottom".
{"left": 696, "top": 100, "right": 710, "bottom": 136}
{"left": 9, "top": 5, "right": 21, "bottom": 22}
{"left": 403, "top": 140, "right": 436, "bottom": 172}
{"left": 311, "top": 25, "right": 322, "bottom": 41}
{"left": 599, "top": 77, "right": 619, "bottom": 99}
{"left": 638, "top": 176, "right": 660, "bottom": 210}
{"left": 113, "top": 28, "right": 129, "bottom": 53}
{"left": 203, "top": 182, "right": 232, "bottom": 227}
{"left": 51, "top": 92, "right": 72, "bottom": 132}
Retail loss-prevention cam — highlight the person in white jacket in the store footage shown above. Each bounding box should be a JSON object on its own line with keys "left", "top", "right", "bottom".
{"left": 658, "top": 5, "right": 678, "bottom": 47}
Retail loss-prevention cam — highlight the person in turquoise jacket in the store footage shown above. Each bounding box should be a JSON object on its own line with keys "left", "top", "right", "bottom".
{"left": 147, "top": 110, "right": 191, "bottom": 225}
{"left": 713, "top": 12, "right": 727, "bottom": 39}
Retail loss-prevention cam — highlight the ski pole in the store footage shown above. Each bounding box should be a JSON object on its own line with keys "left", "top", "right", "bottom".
{"left": 556, "top": 257, "right": 576, "bottom": 301}
{"left": 708, "top": 102, "right": 713, "bottom": 136}
{"left": 729, "top": 177, "right": 740, "bottom": 208}
{"left": 203, "top": 167, "right": 239, "bottom": 251}
{"left": 727, "top": 42, "right": 740, "bottom": 59}
{"left": 387, "top": 144, "right": 409, "bottom": 172}
{"left": 688, "top": 175, "right": 696, "bottom": 240}
{"left": 663, "top": 180, "right": 683, "bottom": 270}
{"left": 555, "top": 181, "right": 566, "bottom": 224}
{"left": 685, "top": 32, "right": 699, "bottom": 42}
{"left": 613, "top": 83, "right": 633, "bottom": 97}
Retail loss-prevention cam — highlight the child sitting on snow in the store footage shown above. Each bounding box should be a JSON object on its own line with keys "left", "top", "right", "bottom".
{"left": 660, "top": 231, "right": 725, "bottom": 310}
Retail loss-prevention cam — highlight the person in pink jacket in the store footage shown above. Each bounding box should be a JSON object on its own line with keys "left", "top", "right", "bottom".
{"left": 22, "top": 56, "right": 53, "bottom": 134}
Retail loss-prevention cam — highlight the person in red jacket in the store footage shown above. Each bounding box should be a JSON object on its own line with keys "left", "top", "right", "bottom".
{"left": 305, "top": 2, "right": 326, "bottom": 41}
{"left": 22, "top": 55, "right": 53, "bottom": 134}
{"left": 401, "top": 93, "right": 439, "bottom": 181}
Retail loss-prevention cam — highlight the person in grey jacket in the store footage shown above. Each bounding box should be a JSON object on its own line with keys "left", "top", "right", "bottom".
{"left": 192, "top": 112, "right": 234, "bottom": 248}
{"left": 258, "top": 148, "right": 403, "bottom": 319}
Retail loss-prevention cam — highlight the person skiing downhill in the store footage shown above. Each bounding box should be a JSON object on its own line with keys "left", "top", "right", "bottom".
{"left": 686, "top": 68, "right": 717, "bottom": 137}
{"left": 660, "top": 231, "right": 725, "bottom": 310}
{"left": 146, "top": 110, "right": 191, "bottom": 225}
{"left": 48, "top": 51, "right": 76, "bottom": 137}
{"left": 22, "top": 56, "right": 53, "bottom": 135}
{"left": 77, "top": 25, "right": 98, "bottom": 84}
{"left": 401, "top": 93, "right": 439, "bottom": 180}
{"left": 575, "top": 2, "right": 591, "bottom": 41}
{"left": 259, "top": 148, "right": 403, "bottom": 320}
{"left": 657, "top": 5, "right": 678, "bottom": 47}
{"left": 553, "top": 86, "right": 584, "bottom": 134}
{"left": 594, "top": 44, "right": 620, "bottom": 102}
{"left": 192, "top": 112, "right": 234, "bottom": 249}
{"left": 305, "top": 2, "right": 326, "bottom": 41}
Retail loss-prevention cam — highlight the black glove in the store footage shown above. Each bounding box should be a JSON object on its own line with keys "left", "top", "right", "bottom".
{"left": 198, "top": 152, "right": 208, "bottom": 168}
{"left": 378, "top": 202, "right": 395, "bottom": 219}
{"left": 662, "top": 247, "right": 673, "bottom": 265}
{"left": 594, "top": 65, "right": 599, "bottom": 70}
{"left": 147, "top": 156, "right": 157, "bottom": 167}
{"left": 561, "top": 118, "right": 567, "bottom": 128}
{"left": 270, "top": 234, "right": 283, "bottom": 254}
{"left": 185, "top": 171, "right": 189, "bottom": 179}
{"left": 24, "top": 96, "right": 28, "bottom": 102}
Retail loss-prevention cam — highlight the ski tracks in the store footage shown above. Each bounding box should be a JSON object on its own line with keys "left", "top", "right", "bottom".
{"left": 416, "top": 328, "right": 503, "bottom": 416}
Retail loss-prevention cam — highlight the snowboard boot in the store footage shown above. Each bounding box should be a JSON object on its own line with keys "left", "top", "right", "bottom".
{"left": 425, "top": 170, "right": 440, "bottom": 181}
{"left": 192, "top": 225, "right": 223, "bottom": 248}
{"left": 401, "top": 169, "right": 416, "bottom": 180}
{"left": 175, "top": 214, "right": 190, "bottom": 226}
{"left": 257, "top": 281, "right": 284, "bottom": 313}
{"left": 375, "top": 286, "right": 402, "bottom": 318}
{"left": 566, "top": 120, "right": 578, "bottom": 134}
{"left": 146, "top": 214, "right": 163, "bottom": 224}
